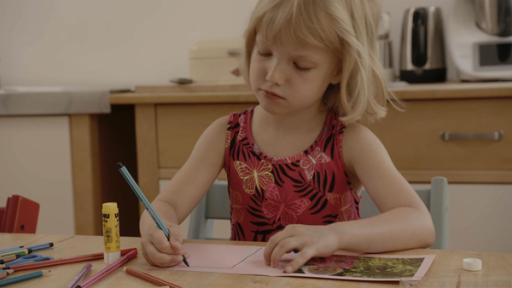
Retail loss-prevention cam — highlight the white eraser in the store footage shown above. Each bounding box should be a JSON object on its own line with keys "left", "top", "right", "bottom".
{"left": 463, "top": 258, "right": 482, "bottom": 271}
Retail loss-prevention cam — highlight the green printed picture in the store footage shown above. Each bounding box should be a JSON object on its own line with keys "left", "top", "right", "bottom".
{"left": 297, "top": 255, "right": 424, "bottom": 278}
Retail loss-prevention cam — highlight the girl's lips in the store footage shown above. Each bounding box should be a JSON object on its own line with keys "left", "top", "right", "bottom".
{"left": 261, "top": 89, "right": 285, "bottom": 100}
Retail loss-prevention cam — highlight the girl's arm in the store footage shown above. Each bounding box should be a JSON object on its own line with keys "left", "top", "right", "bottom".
{"left": 264, "top": 123, "right": 435, "bottom": 272}
{"left": 139, "top": 116, "right": 228, "bottom": 266}
{"left": 335, "top": 123, "right": 435, "bottom": 252}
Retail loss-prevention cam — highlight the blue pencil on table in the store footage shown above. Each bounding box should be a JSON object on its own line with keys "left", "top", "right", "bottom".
{"left": 26, "top": 242, "right": 54, "bottom": 253}
{"left": 0, "top": 270, "right": 45, "bottom": 287}
{"left": 0, "top": 242, "right": 53, "bottom": 255}
{"left": 117, "top": 163, "right": 190, "bottom": 267}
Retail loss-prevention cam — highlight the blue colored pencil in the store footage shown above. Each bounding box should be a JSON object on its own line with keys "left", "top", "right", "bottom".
{"left": 0, "top": 270, "right": 44, "bottom": 287}
{"left": 26, "top": 242, "right": 54, "bottom": 253}
{"left": 117, "top": 163, "right": 190, "bottom": 267}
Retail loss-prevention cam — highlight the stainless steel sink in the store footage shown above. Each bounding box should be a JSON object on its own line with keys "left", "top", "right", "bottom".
{"left": 0, "top": 86, "right": 110, "bottom": 116}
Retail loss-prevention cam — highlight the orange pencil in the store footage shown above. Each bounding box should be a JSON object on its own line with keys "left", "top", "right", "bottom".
{"left": 12, "top": 248, "right": 137, "bottom": 272}
{"left": 124, "top": 267, "right": 182, "bottom": 288}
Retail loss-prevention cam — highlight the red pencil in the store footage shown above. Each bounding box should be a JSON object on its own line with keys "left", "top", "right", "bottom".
{"left": 11, "top": 248, "right": 137, "bottom": 272}
{"left": 124, "top": 267, "right": 182, "bottom": 288}
{"left": 77, "top": 248, "right": 138, "bottom": 288}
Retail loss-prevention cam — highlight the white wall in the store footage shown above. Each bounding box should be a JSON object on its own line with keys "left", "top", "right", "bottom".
{"left": 0, "top": 0, "right": 456, "bottom": 89}
{"left": 0, "top": 116, "right": 75, "bottom": 234}
{"left": 0, "top": 0, "right": 258, "bottom": 88}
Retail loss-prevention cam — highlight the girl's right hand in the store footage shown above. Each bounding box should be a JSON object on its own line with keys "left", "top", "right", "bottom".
{"left": 140, "top": 223, "right": 185, "bottom": 267}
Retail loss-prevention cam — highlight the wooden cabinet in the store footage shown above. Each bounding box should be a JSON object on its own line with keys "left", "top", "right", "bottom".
{"left": 110, "top": 82, "right": 512, "bottom": 200}
{"left": 369, "top": 97, "right": 512, "bottom": 183}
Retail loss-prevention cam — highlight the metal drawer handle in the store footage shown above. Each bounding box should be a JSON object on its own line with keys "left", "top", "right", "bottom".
{"left": 440, "top": 131, "right": 504, "bottom": 142}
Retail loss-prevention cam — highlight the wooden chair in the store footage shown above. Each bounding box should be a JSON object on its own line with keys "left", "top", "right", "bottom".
{"left": 187, "top": 180, "right": 230, "bottom": 240}
{"left": 0, "top": 195, "right": 40, "bottom": 233}
{"left": 358, "top": 176, "right": 449, "bottom": 249}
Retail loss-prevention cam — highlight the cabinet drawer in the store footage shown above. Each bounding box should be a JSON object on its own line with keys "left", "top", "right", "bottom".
{"left": 368, "top": 98, "right": 512, "bottom": 183}
{"left": 156, "top": 103, "right": 252, "bottom": 169}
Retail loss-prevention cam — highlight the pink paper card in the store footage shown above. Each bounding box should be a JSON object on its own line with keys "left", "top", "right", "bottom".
{"left": 171, "top": 243, "right": 435, "bottom": 282}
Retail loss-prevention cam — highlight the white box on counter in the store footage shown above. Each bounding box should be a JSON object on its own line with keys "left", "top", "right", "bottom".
{"left": 189, "top": 39, "right": 245, "bottom": 85}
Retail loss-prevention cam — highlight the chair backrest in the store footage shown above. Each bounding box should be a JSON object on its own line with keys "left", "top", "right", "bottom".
{"left": 188, "top": 180, "right": 230, "bottom": 240}
{"left": 358, "top": 176, "right": 448, "bottom": 249}
{"left": 0, "top": 194, "right": 40, "bottom": 233}
{"left": 188, "top": 177, "right": 449, "bottom": 249}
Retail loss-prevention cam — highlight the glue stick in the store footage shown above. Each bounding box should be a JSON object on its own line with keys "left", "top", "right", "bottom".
{"left": 102, "top": 202, "right": 120, "bottom": 264}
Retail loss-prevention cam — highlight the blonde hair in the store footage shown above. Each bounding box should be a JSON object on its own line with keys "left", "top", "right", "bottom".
{"left": 243, "top": 0, "right": 393, "bottom": 124}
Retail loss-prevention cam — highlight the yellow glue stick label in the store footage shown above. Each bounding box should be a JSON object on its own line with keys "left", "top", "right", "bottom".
{"left": 102, "top": 202, "right": 120, "bottom": 263}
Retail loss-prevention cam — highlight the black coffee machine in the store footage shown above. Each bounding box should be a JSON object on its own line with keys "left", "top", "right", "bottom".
{"left": 400, "top": 7, "right": 446, "bottom": 83}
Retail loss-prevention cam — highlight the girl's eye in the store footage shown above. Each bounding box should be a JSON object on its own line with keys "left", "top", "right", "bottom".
{"left": 257, "top": 50, "right": 272, "bottom": 57}
{"left": 294, "top": 62, "right": 312, "bottom": 71}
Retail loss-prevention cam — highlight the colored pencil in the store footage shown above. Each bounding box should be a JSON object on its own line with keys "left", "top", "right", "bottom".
{"left": 0, "top": 270, "right": 14, "bottom": 280}
{"left": 0, "top": 247, "right": 22, "bottom": 255}
{"left": 76, "top": 248, "right": 138, "bottom": 288}
{"left": 124, "top": 267, "right": 182, "bottom": 288}
{"left": 0, "top": 242, "right": 53, "bottom": 255}
{"left": 11, "top": 248, "right": 136, "bottom": 272}
{"left": 0, "top": 270, "right": 45, "bottom": 287}
{"left": 118, "top": 163, "right": 190, "bottom": 267}
{"left": 0, "top": 249, "right": 28, "bottom": 259}
{"left": 67, "top": 263, "right": 92, "bottom": 288}
{"left": 0, "top": 255, "right": 17, "bottom": 265}
{"left": 26, "top": 242, "right": 54, "bottom": 253}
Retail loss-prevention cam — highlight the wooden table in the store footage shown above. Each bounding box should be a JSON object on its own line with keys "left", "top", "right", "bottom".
{"left": 1, "top": 234, "right": 511, "bottom": 287}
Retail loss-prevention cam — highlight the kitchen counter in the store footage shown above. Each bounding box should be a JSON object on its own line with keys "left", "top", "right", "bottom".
{"left": 110, "top": 82, "right": 512, "bottom": 104}
{"left": 0, "top": 87, "right": 110, "bottom": 115}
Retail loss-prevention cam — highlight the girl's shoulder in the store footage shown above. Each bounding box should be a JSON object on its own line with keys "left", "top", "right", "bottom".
{"left": 341, "top": 123, "right": 385, "bottom": 169}
{"left": 226, "top": 107, "right": 253, "bottom": 124}
{"left": 209, "top": 107, "right": 253, "bottom": 131}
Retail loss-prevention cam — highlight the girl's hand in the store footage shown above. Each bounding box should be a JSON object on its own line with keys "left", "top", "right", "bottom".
{"left": 140, "top": 223, "right": 185, "bottom": 267}
{"left": 264, "top": 224, "right": 340, "bottom": 273}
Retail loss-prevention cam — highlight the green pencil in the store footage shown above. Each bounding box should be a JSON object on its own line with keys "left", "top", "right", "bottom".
{"left": 0, "top": 270, "right": 45, "bottom": 287}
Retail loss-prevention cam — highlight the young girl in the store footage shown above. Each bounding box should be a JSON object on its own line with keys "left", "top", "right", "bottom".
{"left": 140, "top": 0, "right": 435, "bottom": 273}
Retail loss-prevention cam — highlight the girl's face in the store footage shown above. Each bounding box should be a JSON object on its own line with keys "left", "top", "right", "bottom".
{"left": 249, "top": 34, "right": 339, "bottom": 116}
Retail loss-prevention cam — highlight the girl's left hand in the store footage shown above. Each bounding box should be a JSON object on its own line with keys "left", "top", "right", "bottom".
{"left": 264, "top": 224, "right": 340, "bottom": 273}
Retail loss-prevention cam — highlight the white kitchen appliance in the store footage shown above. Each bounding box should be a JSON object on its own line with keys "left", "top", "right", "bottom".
{"left": 446, "top": 0, "right": 512, "bottom": 81}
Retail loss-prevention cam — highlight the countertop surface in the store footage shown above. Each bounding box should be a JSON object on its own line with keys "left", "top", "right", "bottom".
{"left": 0, "top": 87, "right": 110, "bottom": 116}
{"left": 110, "top": 81, "right": 512, "bottom": 105}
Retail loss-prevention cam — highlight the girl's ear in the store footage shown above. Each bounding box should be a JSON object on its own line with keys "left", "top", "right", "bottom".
{"left": 330, "top": 63, "right": 342, "bottom": 85}
{"left": 330, "top": 73, "right": 341, "bottom": 85}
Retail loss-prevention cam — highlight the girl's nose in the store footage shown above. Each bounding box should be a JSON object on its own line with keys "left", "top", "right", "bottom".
{"left": 265, "top": 59, "right": 285, "bottom": 85}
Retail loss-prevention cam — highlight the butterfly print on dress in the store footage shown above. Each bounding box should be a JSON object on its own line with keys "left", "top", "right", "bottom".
{"left": 299, "top": 147, "right": 331, "bottom": 180}
{"left": 234, "top": 160, "right": 275, "bottom": 195}
{"left": 262, "top": 184, "right": 311, "bottom": 225}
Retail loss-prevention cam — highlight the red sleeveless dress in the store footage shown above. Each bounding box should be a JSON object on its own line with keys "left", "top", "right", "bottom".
{"left": 224, "top": 108, "right": 360, "bottom": 241}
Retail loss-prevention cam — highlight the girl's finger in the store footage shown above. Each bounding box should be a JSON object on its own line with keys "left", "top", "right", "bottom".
{"left": 264, "top": 228, "right": 295, "bottom": 264}
{"left": 167, "top": 223, "right": 184, "bottom": 243}
{"left": 283, "top": 247, "right": 316, "bottom": 273}
{"left": 148, "top": 230, "right": 173, "bottom": 254}
{"left": 169, "top": 238, "right": 184, "bottom": 253}
{"left": 270, "top": 237, "right": 304, "bottom": 268}
{"left": 142, "top": 241, "right": 183, "bottom": 267}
